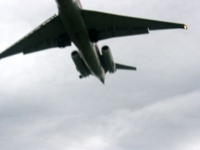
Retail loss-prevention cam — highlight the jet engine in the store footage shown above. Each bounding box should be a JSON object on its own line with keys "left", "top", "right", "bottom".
{"left": 101, "top": 46, "right": 116, "bottom": 73}
{"left": 71, "top": 51, "right": 90, "bottom": 78}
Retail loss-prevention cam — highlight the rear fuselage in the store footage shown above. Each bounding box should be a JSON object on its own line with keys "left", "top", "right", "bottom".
{"left": 56, "top": 0, "right": 105, "bottom": 83}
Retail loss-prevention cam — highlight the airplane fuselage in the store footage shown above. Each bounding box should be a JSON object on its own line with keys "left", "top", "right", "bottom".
{"left": 56, "top": 0, "right": 105, "bottom": 83}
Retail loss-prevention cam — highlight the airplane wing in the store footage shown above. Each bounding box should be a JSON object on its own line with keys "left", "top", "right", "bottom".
{"left": 81, "top": 10, "right": 187, "bottom": 42}
{"left": 0, "top": 14, "right": 71, "bottom": 59}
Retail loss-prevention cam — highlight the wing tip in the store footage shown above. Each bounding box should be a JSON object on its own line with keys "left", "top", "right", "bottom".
{"left": 184, "top": 24, "right": 188, "bottom": 30}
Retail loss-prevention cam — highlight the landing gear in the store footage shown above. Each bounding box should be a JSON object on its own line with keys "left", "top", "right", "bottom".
{"left": 89, "top": 28, "right": 98, "bottom": 42}
{"left": 57, "top": 34, "right": 71, "bottom": 48}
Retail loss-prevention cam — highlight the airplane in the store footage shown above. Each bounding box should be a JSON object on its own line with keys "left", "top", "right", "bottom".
{"left": 0, "top": 0, "right": 187, "bottom": 84}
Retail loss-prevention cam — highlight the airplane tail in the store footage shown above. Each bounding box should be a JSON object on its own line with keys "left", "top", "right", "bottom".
{"left": 115, "top": 63, "right": 137, "bottom": 71}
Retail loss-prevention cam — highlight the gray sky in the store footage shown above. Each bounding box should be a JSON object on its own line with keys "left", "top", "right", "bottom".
{"left": 0, "top": 0, "right": 200, "bottom": 150}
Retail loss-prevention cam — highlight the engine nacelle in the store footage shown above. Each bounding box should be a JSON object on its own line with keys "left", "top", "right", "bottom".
{"left": 71, "top": 51, "right": 90, "bottom": 77}
{"left": 101, "top": 46, "right": 116, "bottom": 73}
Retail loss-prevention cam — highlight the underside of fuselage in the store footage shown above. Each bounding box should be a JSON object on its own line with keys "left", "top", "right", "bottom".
{"left": 56, "top": 0, "right": 105, "bottom": 83}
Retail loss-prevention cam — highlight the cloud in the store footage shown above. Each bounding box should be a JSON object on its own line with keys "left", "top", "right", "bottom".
{"left": 1, "top": 89, "right": 199, "bottom": 150}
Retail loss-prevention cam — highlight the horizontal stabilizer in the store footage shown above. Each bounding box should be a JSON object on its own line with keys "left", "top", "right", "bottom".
{"left": 115, "top": 63, "right": 137, "bottom": 71}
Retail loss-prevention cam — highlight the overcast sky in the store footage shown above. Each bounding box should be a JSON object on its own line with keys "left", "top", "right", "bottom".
{"left": 0, "top": 0, "right": 200, "bottom": 150}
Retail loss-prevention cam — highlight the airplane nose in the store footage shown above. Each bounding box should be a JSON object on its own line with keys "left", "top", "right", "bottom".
{"left": 95, "top": 67, "right": 105, "bottom": 84}
{"left": 99, "top": 67, "right": 105, "bottom": 84}
{"left": 99, "top": 72, "right": 105, "bottom": 84}
{"left": 100, "top": 77, "right": 105, "bottom": 84}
